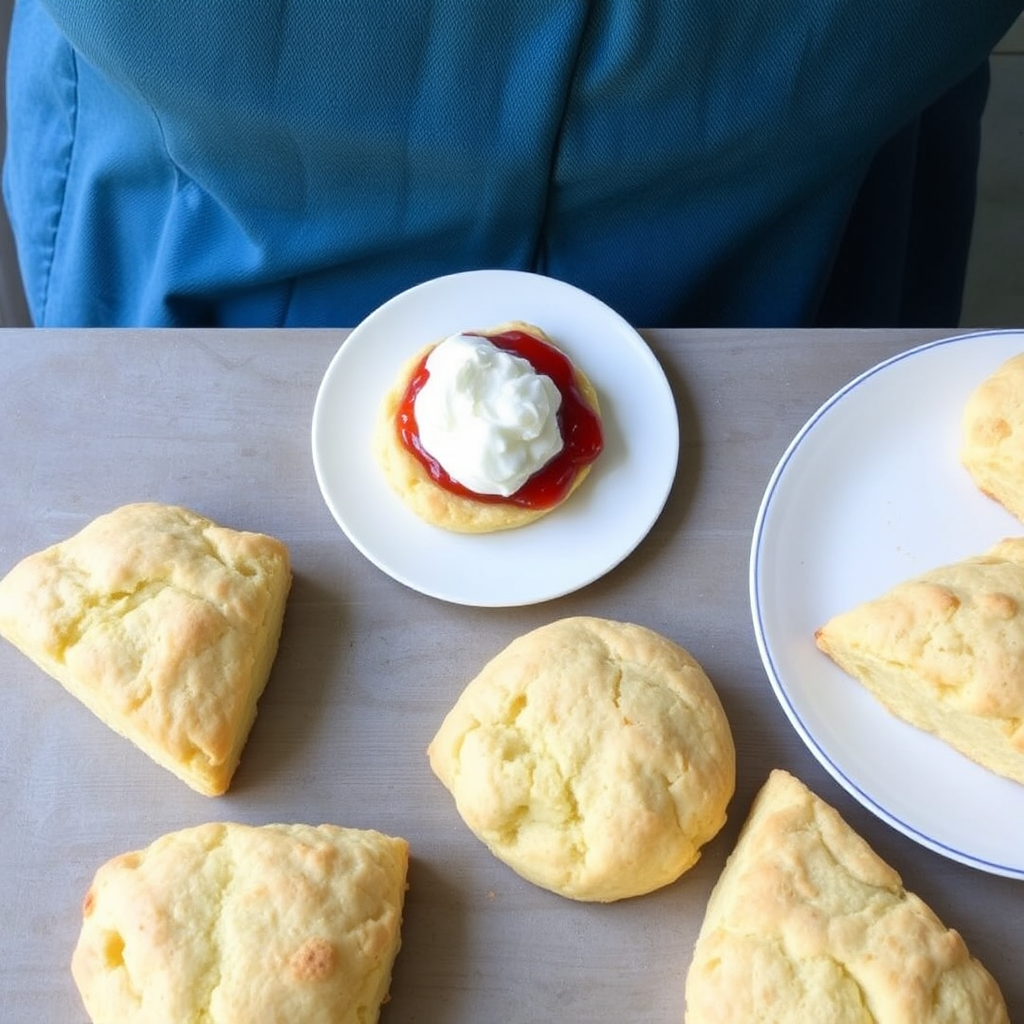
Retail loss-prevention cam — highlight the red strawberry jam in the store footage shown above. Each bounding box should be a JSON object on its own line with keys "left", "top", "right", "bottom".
{"left": 396, "top": 328, "right": 604, "bottom": 509}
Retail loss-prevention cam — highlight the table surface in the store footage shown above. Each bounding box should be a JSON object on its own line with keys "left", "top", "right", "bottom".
{"left": 0, "top": 326, "right": 1020, "bottom": 1023}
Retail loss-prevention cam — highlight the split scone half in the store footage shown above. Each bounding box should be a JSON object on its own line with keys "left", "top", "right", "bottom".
{"left": 428, "top": 616, "right": 735, "bottom": 901}
{"left": 0, "top": 503, "right": 292, "bottom": 795}
{"left": 961, "top": 350, "right": 1024, "bottom": 522}
{"left": 815, "top": 537, "right": 1024, "bottom": 786}
{"left": 373, "top": 320, "right": 602, "bottom": 533}
{"left": 685, "top": 770, "right": 1009, "bottom": 1024}
{"left": 72, "top": 822, "right": 409, "bottom": 1024}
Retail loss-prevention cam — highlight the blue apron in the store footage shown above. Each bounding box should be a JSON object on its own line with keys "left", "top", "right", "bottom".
{"left": 4, "top": 0, "right": 1018, "bottom": 327}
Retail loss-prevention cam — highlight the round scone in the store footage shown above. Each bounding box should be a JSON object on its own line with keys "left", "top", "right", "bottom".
{"left": 71, "top": 822, "right": 409, "bottom": 1024}
{"left": 373, "top": 320, "right": 603, "bottom": 533}
{"left": 427, "top": 616, "right": 736, "bottom": 901}
{"left": 962, "top": 350, "right": 1024, "bottom": 522}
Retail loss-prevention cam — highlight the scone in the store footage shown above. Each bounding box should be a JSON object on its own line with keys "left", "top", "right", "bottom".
{"left": 0, "top": 503, "right": 292, "bottom": 795}
{"left": 685, "top": 770, "right": 1009, "bottom": 1023}
{"left": 373, "top": 320, "right": 603, "bottom": 533}
{"left": 428, "top": 616, "right": 735, "bottom": 901}
{"left": 72, "top": 822, "right": 409, "bottom": 1024}
{"left": 815, "top": 538, "right": 1024, "bottom": 785}
{"left": 962, "top": 351, "right": 1024, "bottom": 522}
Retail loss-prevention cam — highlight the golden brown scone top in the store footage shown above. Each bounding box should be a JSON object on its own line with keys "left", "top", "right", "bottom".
{"left": 815, "top": 537, "right": 1024, "bottom": 782}
{"left": 685, "top": 770, "right": 1009, "bottom": 1024}
{"left": 821, "top": 539, "right": 1024, "bottom": 720}
{"left": 962, "top": 351, "right": 1024, "bottom": 522}
{"left": 72, "top": 822, "right": 409, "bottom": 1024}
{"left": 428, "top": 616, "right": 735, "bottom": 901}
{"left": 0, "top": 502, "right": 292, "bottom": 795}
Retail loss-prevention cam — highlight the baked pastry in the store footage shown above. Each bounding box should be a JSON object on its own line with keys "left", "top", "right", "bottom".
{"left": 815, "top": 538, "right": 1024, "bottom": 785}
{"left": 428, "top": 616, "right": 735, "bottom": 901}
{"left": 72, "top": 822, "right": 409, "bottom": 1024}
{"left": 0, "top": 503, "right": 292, "bottom": 795}
{"left": 685, "top": 770, "right": 1009, "bottom": 1023}
{"left": 373, "top": 320, "right": 603, "bottom": 533}
{"left": 962, "top": 351, "right": 1024, "bottom": 522}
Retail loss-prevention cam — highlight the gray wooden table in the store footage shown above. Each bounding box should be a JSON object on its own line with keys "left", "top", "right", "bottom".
{"left": 0, "top": 327, "right": 1019, "bottom": 1022}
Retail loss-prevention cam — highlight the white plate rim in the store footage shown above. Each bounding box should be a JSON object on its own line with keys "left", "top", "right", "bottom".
{"left": 750, "top": 327, "right": 1024, "bottom": 878}
{"left": 311, "top": 269, "right": 679, "bottom": 607}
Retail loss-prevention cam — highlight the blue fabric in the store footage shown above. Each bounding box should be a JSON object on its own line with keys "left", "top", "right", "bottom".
{"left": 4, "top": 0, "right": 1022, "bottom": 327}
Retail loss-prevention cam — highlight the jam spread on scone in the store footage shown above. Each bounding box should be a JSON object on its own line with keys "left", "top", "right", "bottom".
{"left": 395, "top": 326, "right": 604, "bottom": 509}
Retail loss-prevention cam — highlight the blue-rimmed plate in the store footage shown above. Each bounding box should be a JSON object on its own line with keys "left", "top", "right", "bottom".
{"left": 312, "top": 270, "right": 678, "bottom": 606}
{"left": 751, "top": 329, "right": 1024, "bottom": 878}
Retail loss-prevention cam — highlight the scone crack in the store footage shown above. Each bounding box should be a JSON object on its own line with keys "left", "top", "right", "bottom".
{"left": 765, "top": 934, "right": 880, "bottom": 1023}
{"left": 805, "top": 952, "right": 877, "bottom": 1024}
{"left": 479, "top": 736, "right": 588, "bottom": 861}
{"left": 101, "top": 929, "right": 142, "bottom": 1009}
{"left": 351, "top": 901, "right": 399, "bottom": 966}
{"left": 53, "top": 575, "right": 244, "bottom": 668}
{"left": 703, "top": 927, "right": 880, "bottom": 1022}
{"left": 195, "top": 825, "right": 231, "bottom": 1024}
{"left": 198, "top": 530, "right": 255, "bottom": 580}
{"left": 507, "top": 690, "right": 529, "bottom": 726}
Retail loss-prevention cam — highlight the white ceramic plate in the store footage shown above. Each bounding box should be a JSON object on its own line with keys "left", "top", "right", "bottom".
{"left": 312, "top": 270, "right": 678, "bottom": 606}
{"left": 751, "top": 329, "right": 1024, "bottom": 878}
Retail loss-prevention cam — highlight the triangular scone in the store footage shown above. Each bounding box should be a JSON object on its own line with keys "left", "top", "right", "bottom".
{"left": 685, "top": 770, "right": 1009, "bottom": 1024}
{"left": 0, "top": 503, "right": 291, "bottom": 795}
{"left": 815, "top": 538, "right": 1024, "bottom": 786}
{"left": 961, "top": 351, "right": 1024, "bottom": 522}
{"left": 72, "top": 822, "right": 409, "bottom": 1024}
